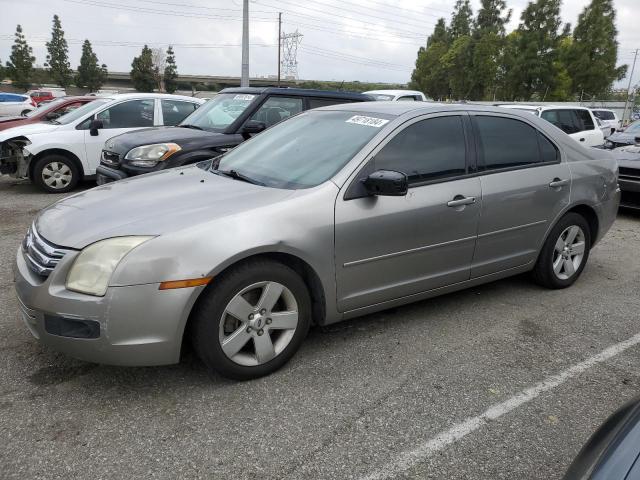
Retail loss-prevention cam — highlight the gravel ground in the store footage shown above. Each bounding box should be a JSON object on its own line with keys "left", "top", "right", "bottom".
{"left": 1, "top": 176, "right": 639, "bottom": 480}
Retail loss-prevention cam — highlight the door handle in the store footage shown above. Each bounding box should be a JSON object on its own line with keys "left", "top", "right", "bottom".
{"left": 549, "top": 178, "right": 570, "bottom": 188}
{"left": 447, "top": 195, "right": 476, "bottom": 207}
{"left": 579, "top": 138, "right": 585, "bottom": 142}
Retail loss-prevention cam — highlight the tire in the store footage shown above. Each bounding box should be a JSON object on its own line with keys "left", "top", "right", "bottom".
{"left": 190, "top": 259, "right": 312, "bottom": 380}
{"left": 32, "top": 154, "right": 80, "bottom": 193}
{"left": 532, "top": 212, "right": 591, "bottom": 289}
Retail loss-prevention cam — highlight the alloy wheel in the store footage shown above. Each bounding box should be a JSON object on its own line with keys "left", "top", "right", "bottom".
{"left": 219, "top": 281, "right": 299, "bottom": 366}
{"left": 41, "top": 161, "right": 73, "bottom": 190}
{"left": 552, "top": 225, "right": 586, "bottom": 280}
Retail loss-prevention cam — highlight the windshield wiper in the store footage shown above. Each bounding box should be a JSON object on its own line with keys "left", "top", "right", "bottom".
{"left": 214, "top": 169, "right": 264, "bottom": 186}
{"left": 179, "top": 124, "right": 203, "bottom": 130}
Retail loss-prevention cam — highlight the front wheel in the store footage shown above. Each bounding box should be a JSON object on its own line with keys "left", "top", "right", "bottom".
{"left": 190, "top": 259, "right": 311, "bottom": 380}
{"left": 532, "top": 212, "right": 591, "bottom": 289}
{"left": 32, "top": 154, "right": 80, "bottom": 193}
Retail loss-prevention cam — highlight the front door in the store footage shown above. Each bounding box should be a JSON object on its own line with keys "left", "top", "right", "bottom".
{"left": 83, "top": 99, "right": 157, "bottom": 173}
{"left": 335, "top": 114, "right": 481, "bottom": 312}
{"left": 469, "top": 113, "right": 571, "bottom": 277}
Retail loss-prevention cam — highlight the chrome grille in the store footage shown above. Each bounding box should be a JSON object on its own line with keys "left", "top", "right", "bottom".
{"left": 21, "top": 225, "right": 72, "bottom": 278}
{"left": 619, "top": 167, "right": 640, "bottom": 182}
{"left": 101, "top": 150, "right": 120, "bottom": 167}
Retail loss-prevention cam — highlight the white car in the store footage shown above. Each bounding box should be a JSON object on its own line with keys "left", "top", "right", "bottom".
{"left": 595, "top": 117, "right": 611, "bottom": 139}
{"left": 0, "top": 93, "right": 36, "bottom": 117}
{"left": 500, "top": 105, "right": 604, "bottom": 147}
{"left": 0, "top": 93, "right": 204, "bottom": 192}
{"left": 364, "top": 89, "right": 427, "bottom": 101}
{"left": 591, "top": 109, "right": 620, "bottom": 136}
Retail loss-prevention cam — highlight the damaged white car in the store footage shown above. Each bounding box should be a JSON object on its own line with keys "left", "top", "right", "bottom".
{"left": 0, "top": 93, "right": 204, "bottom": 193}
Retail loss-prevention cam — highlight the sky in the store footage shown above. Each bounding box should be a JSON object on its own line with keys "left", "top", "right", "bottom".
{"left": 0, "top": 0, "right": 638, "bottom": 88}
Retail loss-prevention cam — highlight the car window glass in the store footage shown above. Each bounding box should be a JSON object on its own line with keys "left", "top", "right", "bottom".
{"left": 537, "top": 132, "right": 560, "bottom": 163}
{"left": 541, "top": 109, "right": 581, "bottom": 134}
{"left": 162, "top": 100, "right": 198, "bottom": 126}
{"left": 96, "top": 99, "right": 155, "bottom": 129}
{"left": 397, "top": 96, "right": 416, "bottom": 101}
{"left": 575, "top": 109, "right": 595, "bottom": 131}
{"left": 375, "top": 116, "right": 466, "bottom": 184}
{"left": 308, "top": 97, "right": 353, "bottom": 109}
{"left": 60, "top": 98, "right": 110, "bottom": 126}
{"left": 475, "top": 116, "right": 540, "bottom": 170}
{"left": 250, "top": 96, "right": 303, "bottom": 128}
{"left": 594, "top": 110, "right": 615, "bottom": 121}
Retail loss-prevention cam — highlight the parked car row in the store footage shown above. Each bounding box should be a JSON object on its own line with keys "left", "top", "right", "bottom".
{"left": 0, "top": 93, "right": 37, "bottom": 117}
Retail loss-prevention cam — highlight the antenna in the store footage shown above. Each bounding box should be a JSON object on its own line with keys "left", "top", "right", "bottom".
{"left": 280, "top": 29, "right": 303, "bottom": 80}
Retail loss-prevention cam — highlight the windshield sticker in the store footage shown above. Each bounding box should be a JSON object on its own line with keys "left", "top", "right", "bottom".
{"left": 346, "top": 115, "right": 389, "bottom": 128}
{"left": 233, "top": 94, "right": 255, "bottom": 101}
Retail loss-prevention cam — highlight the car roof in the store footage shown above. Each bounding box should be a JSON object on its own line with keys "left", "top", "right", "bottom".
{"left": 317, "top": 101, "right": 526, "bottom": 116}
{"left": 500, "top": 104, "right": 591, "bottom": 111}
{"left": 107, "top": 93, "right": 204, "bottom": 102}
{"left": 219, "top": 86, "right": 370, "bottom": 100}
{"left": 364, "top": 90, "right": 424, "bottom": 96}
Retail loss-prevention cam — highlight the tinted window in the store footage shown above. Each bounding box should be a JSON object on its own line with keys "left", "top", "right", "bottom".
{"left": 475, "top": 116, "right": 540, "bottom": 170}
{"left": 397, "top": 96, "right": 417, "bottom": 101}
{"left": 96, "top": 99, "right": 155, "bottom": 129}
{"left": 593, "top": 110, "right": 615, "bottom": 121}
{"left": 250, "top": 96, "right": 304, "bottom": 128}
{"left": 541, "top": 109, "right": 581, "bottom": 134}
{"left": 308, "top": 97, "right": 352, "bottom": 109}
{"left": 375, "top": 116, "right": 466, "bottom": 184}
{"left": 538, "top": 132, "right": 560, "bottom": 163}
{"left": 575, "top": 109, "right": 595, "bottom": 131}
{"left": 162, "top": 100, "right": 198, "bottom": 126}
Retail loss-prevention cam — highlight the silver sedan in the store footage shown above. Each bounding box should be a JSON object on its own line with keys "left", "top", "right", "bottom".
{"left": 14, "top": 103, "right": 620, "bottom": 380}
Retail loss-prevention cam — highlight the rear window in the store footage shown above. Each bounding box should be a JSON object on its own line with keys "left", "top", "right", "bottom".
{"left": 575, "top": 109, "right": 595, "bottom": 131}
{"left": 593, "top": 110, "right": 615, "bottom": 121}
{"left": 308, "top": 97, "right": 353, "bottom": 109}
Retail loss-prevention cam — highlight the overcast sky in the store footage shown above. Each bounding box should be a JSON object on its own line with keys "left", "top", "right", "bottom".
{"left": 0, "top": 0, "right": 638, "bottom": 88}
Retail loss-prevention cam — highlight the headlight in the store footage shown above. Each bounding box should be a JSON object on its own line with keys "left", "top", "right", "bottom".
{"left": 605, "top": 140, "right": 614, "bottom": 149}
{"left": 66, "top": 236, "right": 153, "bottom": 296}
{"left": 124, "top": 143, "right": 181, "bottom": 167}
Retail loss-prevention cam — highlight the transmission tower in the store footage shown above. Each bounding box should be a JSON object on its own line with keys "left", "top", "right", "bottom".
{"left": 280, "top": 30, "right": 303, "bottom": 80}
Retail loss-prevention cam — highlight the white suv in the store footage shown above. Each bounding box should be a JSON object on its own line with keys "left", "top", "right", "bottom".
{"left": 500, "top": 105, "right": 604, "bottom": 147}
{"left": 0, "top": 93, "right": 204, "bottom": 192}
{"left": 591, "top": 109, "right": 620, "bottom": 136}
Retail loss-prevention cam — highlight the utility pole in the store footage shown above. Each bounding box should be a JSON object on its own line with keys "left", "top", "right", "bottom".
{"left": 277, "top": 12, "right": 282, "bottom": 87}
{"left": 241, "top": 0, "right": 249, "bottom": 87}
{"left": 622, "top": 48, "right": 638, "bottom": 126}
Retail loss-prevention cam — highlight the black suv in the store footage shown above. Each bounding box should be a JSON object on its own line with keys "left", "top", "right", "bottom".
{"left": 96, "top": 87, "right": 372, "bottom": 184}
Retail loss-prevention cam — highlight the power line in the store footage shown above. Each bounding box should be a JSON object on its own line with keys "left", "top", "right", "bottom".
{"left": 280, "top": 20, "right": 422, "bottom": 46}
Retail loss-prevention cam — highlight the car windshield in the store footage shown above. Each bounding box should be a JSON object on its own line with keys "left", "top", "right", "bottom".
{"left": 213, "top": 110, "right": 389, "bottom": 189}
{"left": 179, "top": 93, "right": 257, "bottom": 131}
{"left": 25, "top": 98, "right": 67, "bottom": 117}
{"left": 55, "top": 98, "right": 110, "bottom": 125}
{"left": 369, "top": 94, "right": 395, "bottom": 101}
{"left": 625, "top": 121, "right": 640, "bottom": 132}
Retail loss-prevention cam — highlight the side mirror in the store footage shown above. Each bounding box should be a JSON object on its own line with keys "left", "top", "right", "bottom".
{"left": 241, "top": 120, "right": 266, "bottom": 135}
{"left": 89, "top": 118, "right": 104, "bottom": 136}
{"left": 363, "top": 169, "right": 408, "bottom": 197}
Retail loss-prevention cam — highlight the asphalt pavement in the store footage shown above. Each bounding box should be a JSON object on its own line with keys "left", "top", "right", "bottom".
{"left": 1, "top": 176, "right": 639, "bottom": 480}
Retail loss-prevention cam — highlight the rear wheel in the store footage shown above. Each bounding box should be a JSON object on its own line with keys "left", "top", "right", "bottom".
{"left": 32, "top": 154, "right": 80, "bottom": 193}
{"left": 190, "top": 259, "right": 311, "bottom": 380}
{"left": 532, "top": 212, "right": 591, "bottom": 289}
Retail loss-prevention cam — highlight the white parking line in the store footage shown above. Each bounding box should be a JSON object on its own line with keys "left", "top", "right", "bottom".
{"left": 361, "top": 332, "right": 640, "bottom": 480}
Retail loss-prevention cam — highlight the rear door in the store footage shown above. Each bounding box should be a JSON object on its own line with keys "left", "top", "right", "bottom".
{"left": 470, "top": 113, "right": 570, "bottom": 277}
{"left": 160, "top": 99, "right": 200, "bottom": 126}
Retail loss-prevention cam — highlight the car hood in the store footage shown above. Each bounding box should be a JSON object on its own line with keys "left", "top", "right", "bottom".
{"left": 612, "top": 145, "right": 640, "bottom": 165}
{"left": 35, "top": 164, "right": 295, "bottom": 249}
{"left": 107, "top": 126, "right": 230, "bottom": 154}
{"left": 0, "top": 122, "right": 59, "bottom": 141}
{"left": 608, "top": 131, "right": 640, "bottom": 144}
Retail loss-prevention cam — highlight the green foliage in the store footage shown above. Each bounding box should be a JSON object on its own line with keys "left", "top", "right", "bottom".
{"left": 164, "top": 46, "right": 178, "bottom": 94}
{"left": 6, "top": 25, "right": 35, "bottom": 90}
{"left": 45, "top": 15, "right": 72, "bottom": 88}
{"left": 130, "top": 45, "right": 157, "bottom": 92}
{"left": 75, "top": 40, "right": 106, "bottom": 92}
{"left": 409, "top": 0, "right": 624, "bottom": 101}
{"left": 296, "top": 80, "right": 404, "bottom": 93}
{"left": 566, "top": 0, "right": 627, "bottom": 98}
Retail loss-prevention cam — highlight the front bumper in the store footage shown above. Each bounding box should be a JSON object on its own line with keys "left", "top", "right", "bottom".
{"left": 13, "top": 246, "right": 199, "bottom": 366}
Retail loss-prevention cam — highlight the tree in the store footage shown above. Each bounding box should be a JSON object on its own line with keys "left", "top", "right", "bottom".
{"left": 471, "top": 0, "right": 511, "bottom": 100}
{"left": 75, "top": 40, "right": 106, "bottom": 92}
{"left": 566, "top": 0, "right": 627, "bottom": 98}
{"left": 164, "top": 46, "right": 178, "bottom": 93}
{"left": 5, "top": 25, "right": 35, "bottom": 90}
{"left": 0, "top": 60, "right": 4, "bottom": 81}
{"left": 409, "top": 19, "right": 450, "bottom": 100}
{"left": 427, "top": 18, "right": 449, "bottom": 47}
{"left": 505, "top": 0, "right": 563, "bottom": 100}
{"left": 449, "top": 0, "right": 473, "bottom": 39}
{"left": 45, "top": 15, "right": 72, "bottom": 88}
{"left": 151, "top": 47, "right": 166, "bottom": 91}
{"left": 130, "top": 45, "right": 156, "bottom": 92}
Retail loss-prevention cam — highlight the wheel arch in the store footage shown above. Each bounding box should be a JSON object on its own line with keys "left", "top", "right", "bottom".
{"left": 28, "top": 148, "right": 84, "bottom": 180}
{"left": 180, "top": 251, "right": 327, "bottom": 356}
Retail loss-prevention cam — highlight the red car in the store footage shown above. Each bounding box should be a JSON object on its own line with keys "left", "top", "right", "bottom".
{"left": 0, "top": 96, "right": 97, "bottom": 131}
{"left": 28, "top": 90, "right": 65, "bottom": 104}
